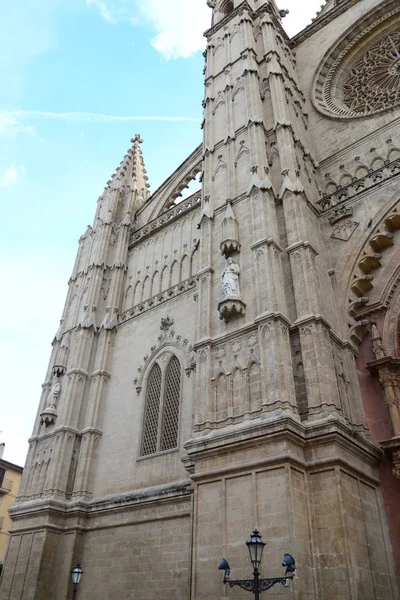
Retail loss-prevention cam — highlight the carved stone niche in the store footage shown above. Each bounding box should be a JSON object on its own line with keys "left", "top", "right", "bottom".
{"left": 218, "top": 298, "right": 246, "bottom": 323}
{"left": 220, "top": 201, "right": 240, "bottom": 257}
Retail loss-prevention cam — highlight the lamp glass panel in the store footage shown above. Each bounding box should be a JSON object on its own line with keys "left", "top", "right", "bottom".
{"left": 72, "top": 565, "right": 83, "bottom": 585}
{"left": 246, "top": 531, "right": 265, "bottom": 568}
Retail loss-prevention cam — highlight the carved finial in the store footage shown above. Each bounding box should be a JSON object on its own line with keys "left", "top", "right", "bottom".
{"left": 160, "top": 315, "right": 174, "bottom": 331}
{"left": 371, "top": 324, "right": 386, "bottom": 359}
{"left": 132, "top": 134, "right": 143, "bottom": 144}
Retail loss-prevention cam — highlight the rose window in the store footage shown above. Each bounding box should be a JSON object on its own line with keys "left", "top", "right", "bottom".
{"left": 342, "top": 33, "right": 400, "bottom": 114}
{"left": 312, "top": 7, "right": 400, "bottom": 119}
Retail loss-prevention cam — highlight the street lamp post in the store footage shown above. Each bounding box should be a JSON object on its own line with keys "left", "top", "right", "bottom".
{"left": 71, "top": 564, "right": 83, "bottom": 600}
{"left": 218, "top": 529, "right": 296, "bottom": 596}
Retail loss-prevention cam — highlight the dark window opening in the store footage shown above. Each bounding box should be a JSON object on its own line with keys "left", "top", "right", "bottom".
{"left": 225, "top": 1, "right": 234, "bottom": 15}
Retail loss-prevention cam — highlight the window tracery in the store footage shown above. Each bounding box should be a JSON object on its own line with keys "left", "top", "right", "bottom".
{"left": 312, "top": 7, "right": 400, "bottom": 119}
{"left": 141, "top": 355, "right": 182, "bottom": 456}
{"left": 342, "top": 32, "right": 400, "bottom": 115}
{"left": 141, "top": 363, "right": 162, "bottom": 456}
{"left": 161, "top": 356, "right": 181, "bottom": 451}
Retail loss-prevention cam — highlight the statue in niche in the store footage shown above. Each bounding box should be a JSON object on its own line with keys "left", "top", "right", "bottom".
{"left": 46, "top": 375, "right": 61, "bottom": 410}
{"left": 41, "top": 374, "right": 61, "bottom": 426}
{"left": 221, "top": 257, "right": 241, "bottom": 298}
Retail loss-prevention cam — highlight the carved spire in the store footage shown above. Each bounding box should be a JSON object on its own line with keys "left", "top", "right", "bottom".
{"left": 105, "top": 134, "right": 150, "bottom": 202}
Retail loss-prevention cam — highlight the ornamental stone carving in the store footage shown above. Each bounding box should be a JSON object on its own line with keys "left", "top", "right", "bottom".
{"left": 342, "top": 32, "right": 400, "bottom": 116}
{"left": 313, "top": 9, "right": 400, "bottom": 119}
{"left": 221, "top": 257, "right": 241, "bottom": 298}
{"left": 40, "top": 374, "right": 61, "bottom": 426}
{"left": 218, "top": 258, "right": 246, "bottom": 322}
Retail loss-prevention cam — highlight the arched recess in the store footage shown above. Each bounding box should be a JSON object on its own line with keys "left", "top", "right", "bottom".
{"left": 142, "top": 276, "right": 151, "bottom": 302}
{"left": 161, "top": 265, "right": 170, "bottom": 291}
{"left": 231, "top": 367, "right": 244, "bottom": 418}
{"left": 151, "top": 271, "right": 160, "bottom": 297}
{"left": 248, "top": 360, "right": 262, "bottom": 413}
{"left": 191, "top": 243, "right": 200, "bottom": 277}
{"left": 181, "top": 255, "right": 190, "bottom": 281}
{"left": 171, "top": 260, "right": 180, "bottom": 287}
{"left": 133, "top": 281, "right": 142, "bottom": 306}
{"left": 214, "top": 371, "right": 228, "bottom": 422}
{"left": 345, "top": 199, "right": 400, "bottom": 346}
{"left": 124, "top": 285, "right": 134, "bottom": 311}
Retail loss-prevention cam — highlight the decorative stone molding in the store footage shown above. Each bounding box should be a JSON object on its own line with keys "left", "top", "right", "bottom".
{"left": 312, "top": 3, "right": 400, "bottom": 119}
{"left": 331, "top": 218, "right": 359, "bottom": 241}
{"left": 346, "top": 203, "right": 400, "bottom": 344}
{"left": 118, "top": 277, "right": 197, "bottom": 326}
{"left": 218, "top": 298, "right": 246, "bottom": 322}
{"left": 318, "top": 156, "right": 400, "bottom": 213}
{"left": 328, "top": 205, "right": 354, "bottom": 225}
{"left": 393, "top": 450, "right": 400, "bottom": 479}
{"left": 133, "top": 329, "right": 194, "bottom": 394}
{"left": 130, "top": 192, "right": 201, "bottom": 247}
{"left": 160, "top": 315, "right": 174, "bottom": 331}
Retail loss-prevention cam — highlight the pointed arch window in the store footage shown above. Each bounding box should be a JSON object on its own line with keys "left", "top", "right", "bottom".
{"left": 224, "top": 1, "right": 234, "bottom": 15}
{"left": 141, "top": 355, "right": 182, "bottom": 456}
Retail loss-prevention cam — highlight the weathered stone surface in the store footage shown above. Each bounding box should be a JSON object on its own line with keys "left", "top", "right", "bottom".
{"left": 2, "top": 1, "right": 400, "bottom": 598}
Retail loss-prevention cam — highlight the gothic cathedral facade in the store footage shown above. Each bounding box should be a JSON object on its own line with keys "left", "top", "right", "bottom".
{"left": 2, "top": 0, "right": 400, "bottom": 598}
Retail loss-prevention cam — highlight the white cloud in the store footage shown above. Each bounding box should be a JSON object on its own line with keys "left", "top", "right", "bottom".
{"left": 132, "top": 0, "right": 327, "bottom": 60}
{"left": 0, "top": 114, "right": 35, "bottom": 138}
{"left": 86, "top": 0, "right": 115, "bottom": 23}
{"left": 135, "top": 0, "right": 210, "bottom": 60}
{"left": 83, "top": 0, "right": 323, "bottom": 60}
{"left": 3, "top": 110, "right": 200, "bottom": 123}
{"left": 0, "top": 164, "right": 26, "bottom": 188}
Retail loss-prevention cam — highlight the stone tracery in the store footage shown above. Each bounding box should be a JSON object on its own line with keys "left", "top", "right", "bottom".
{"left": 312, "top": 4, "right": 400, "bottom": 119}
{"left": 342, "top": 32, "right": 400, "bottom": 115}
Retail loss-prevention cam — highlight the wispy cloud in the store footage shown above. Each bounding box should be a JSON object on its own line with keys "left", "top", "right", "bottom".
{"left": 3, "top": 110, "right": 200, "bottom": 123}
{"left": 0, "top": 114, "right": 36, "bottom": 138}
{"left": 86, "top": 0, "right": 115, "bottom": 23}
{"left": 0, "top": 164, "right": 26, "bottom": 188}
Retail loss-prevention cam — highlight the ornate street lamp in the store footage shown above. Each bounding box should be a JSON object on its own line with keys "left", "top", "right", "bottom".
{"left": 71, "top": 564, "right": 83, "bottom": 600}
{"left": 218, "top": 529, "right": 296, "bottom": 599}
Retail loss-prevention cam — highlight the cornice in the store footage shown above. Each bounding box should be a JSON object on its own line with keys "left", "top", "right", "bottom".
{"left": 9, "top": 481, "right": 192, "bottom": 524}
{"left": 290, "top": 0, "right": 363, "bottom": 48}
{"left": 184, "top": 416, "right": 381, "bottom": 482}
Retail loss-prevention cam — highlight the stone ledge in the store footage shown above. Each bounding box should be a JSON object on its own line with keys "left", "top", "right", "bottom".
{"left": 184, "top": 416, "right": 382, "bottom": 483}
{"left": 9, "top": 480, "right": 193, "bottom": 525}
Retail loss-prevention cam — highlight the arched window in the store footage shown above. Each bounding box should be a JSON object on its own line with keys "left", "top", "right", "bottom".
{"left": 141, "top": 356, "right": 182, "bottom": 456}
{"left": 142, "top": 363, "right": 162, "bottom": 456}
{"left": 161, "top": 356, "right": 181, "bottom": 451}
{"left": 224, "top": 0, "right": 234, "bottom": 15}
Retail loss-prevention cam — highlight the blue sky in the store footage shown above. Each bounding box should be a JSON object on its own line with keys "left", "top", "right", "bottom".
{"left": 0, "top": 0, "right": 323, "bottom": 466}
